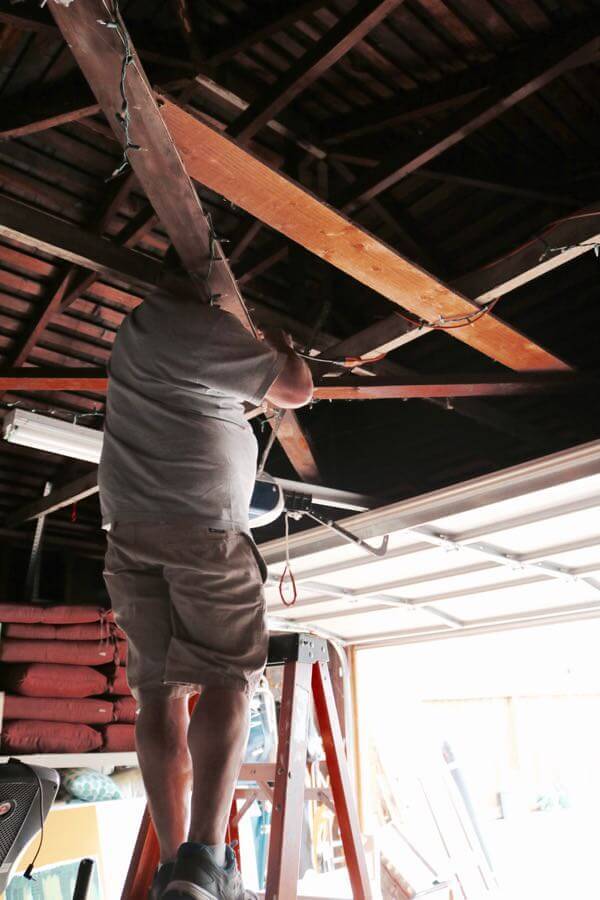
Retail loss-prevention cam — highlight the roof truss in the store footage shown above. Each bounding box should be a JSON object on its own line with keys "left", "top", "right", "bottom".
{"left": 0, "top": 3, "right": 596, "bottom": 512}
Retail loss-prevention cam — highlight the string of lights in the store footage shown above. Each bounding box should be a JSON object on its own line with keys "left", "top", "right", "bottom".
{"left": 97, "top": 0, "right": 257, "bottom": 332}
{"left": 98, "top": 0, "right": 142, "bottom": 180}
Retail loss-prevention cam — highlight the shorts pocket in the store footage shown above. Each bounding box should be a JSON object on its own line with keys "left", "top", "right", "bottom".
{"left": 241, "top": 533, "right": 268, "bottom": 584}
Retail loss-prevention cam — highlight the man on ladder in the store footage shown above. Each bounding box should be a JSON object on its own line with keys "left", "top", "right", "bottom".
{"left": 99, "top": 284, "right": 313, "bottom": 900}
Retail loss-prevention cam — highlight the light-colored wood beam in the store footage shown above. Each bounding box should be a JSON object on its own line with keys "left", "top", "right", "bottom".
{"left": 160, "top": 100, "right": 568, "bottom": 372}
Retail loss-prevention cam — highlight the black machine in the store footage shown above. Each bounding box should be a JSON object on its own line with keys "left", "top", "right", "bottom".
{"left": 0, "top": 759, "right": 59, "bottom": 892}
{"left": 250, "top": 474, "right": 389, "bottom": 557}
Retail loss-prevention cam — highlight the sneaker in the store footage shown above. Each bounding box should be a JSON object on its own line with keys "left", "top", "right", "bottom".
{"left": 149, "top": 861, "right": 175, "bottom": 899}
{"left": 163, "top": 843, "right": 256, "bottom": 900}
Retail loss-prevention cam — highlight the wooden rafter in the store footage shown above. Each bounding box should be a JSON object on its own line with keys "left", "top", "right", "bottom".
{"left": 47, "top": 3, "right": 247, "bottom": 317}
{"left": 327, "top": 199, "right": 600, "bottom": 362}
{"left": 0, "top": 0, "right": 331, "bottom": 83}
{"left": 0, "top": 195, "right": 169, "bottom": 295}
{"left": 317, "top": 22, "right": 600, "bottom": 147}
{"left": 5, "top": 471, "right": 100, "bottom": 528}
{"left": 159, "top": 99, "right": 567, "bottom": 372}
{"left": 452, "top": 201, "right": 600, "bottom": 304}
{"left": 206, "top": 0, "right": 328, "bottom": 68}
{"left": 272, "top": 410, "right": 321, "bottom": 482}
{"left": 343, "top": 24, "right": 600, "bottom": 213}
{"left": 0, "top": 75, "right": 99, "bottom": 140}
{"left": 46, "top": 0, "right": 321, "bottom": 484}
{"left": 6, "top": 186, "right": 596, "bottom": 381}
{"left": 319, "top": 69, "right": 489, "bottom": 144}
{"left": 0, "top": 369, "right": 589, "bottom": 398}
{"left": 418, "top": 163, "right": 578, "bottom": 209}
{"left": 227, "top": 0, "right": 403, "bottom": 145}
{"left": 330, "top": 157, "right": 447, "bottom": 274}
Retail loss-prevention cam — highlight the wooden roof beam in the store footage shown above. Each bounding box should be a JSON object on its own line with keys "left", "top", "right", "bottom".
{"left": 319, "top": 72, "right": 488, "bottom": 144}
{"left": 0, "top": 368, "right": 589, "bottom": 398}
{"left": 227, "top": 0, "right": 403, "bottom": 145}
{"left": 0, "top": 75, "right": 100, "bottom": 140}
{"left": 343, "top": 23, "right": 600, "bottom": 213}
{"left": 317, "top": 22, "right": 600, "bottom": 147}
{"left": 4, "top": 470, "right": 100, "bottom": 528}
{"left": 47, "top": 0, "right": 321, "bottom": 484}
{"left": 321, "top": 199, "right": 600, "bottom": 362}
{"left": 47, "top": 0, "right": 249, "bottom": 320}
{"left": 160, "top": 100, "right": 567, "bottom": 371}
{"left": 418, "top": 163, "right": 579, "bottom": 209}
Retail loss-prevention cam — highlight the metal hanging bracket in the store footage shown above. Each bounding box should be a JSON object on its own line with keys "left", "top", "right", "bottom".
{"left": 284, "top": 492, "right": 389, "bottom": 558}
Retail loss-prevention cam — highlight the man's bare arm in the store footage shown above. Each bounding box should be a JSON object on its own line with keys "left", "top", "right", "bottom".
{"left": 263, "top": 329, "right": 313, "bottom": 409}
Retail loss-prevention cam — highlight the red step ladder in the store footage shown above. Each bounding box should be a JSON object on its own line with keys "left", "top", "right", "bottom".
{"left": 122, "top": 633, "right": 372, "bottom": 899}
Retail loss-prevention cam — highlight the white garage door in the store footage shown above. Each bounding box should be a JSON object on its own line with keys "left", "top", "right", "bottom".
{"left": 259, "top": 440, "right": 600, "bottom": 647}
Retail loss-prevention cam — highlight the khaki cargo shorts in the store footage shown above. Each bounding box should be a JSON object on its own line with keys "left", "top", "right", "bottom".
{"left": 103, "top": 520, "right": 269, "bottom": 703}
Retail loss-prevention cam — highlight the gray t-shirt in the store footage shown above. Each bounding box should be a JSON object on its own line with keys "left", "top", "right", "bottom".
{"left": 98, "top": 290, "right": 285, "bottom": 531}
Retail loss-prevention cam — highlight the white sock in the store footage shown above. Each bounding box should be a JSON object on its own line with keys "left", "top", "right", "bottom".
{"left": 205, "top": 843, "right": 227, "bottom": 868}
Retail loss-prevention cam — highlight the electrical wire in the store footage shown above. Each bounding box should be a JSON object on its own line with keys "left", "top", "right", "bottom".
{"left": 474, "top": 210, "right": 600, "bottom": 273}
{"left": 257, "top": 408, "right": 284, "bottom": 476}
{"left": 390, "top": 297, "right": 504, "bottom": 332}
{"left": 314, "top": 209, "right": 600, "bottom": 340}
{"left": 295, "top": 350, "right": 387, "bottom": 367}
{"left": 98, "top": 0, "right": 259, "bottom": 329}
{"left": 20, "top": 762, "right": 45, "bottom": 881}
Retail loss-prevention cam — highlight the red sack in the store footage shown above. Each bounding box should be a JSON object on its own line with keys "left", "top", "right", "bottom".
{"left": 101, "top": 724, "right": 136, "bottom": 752}
{"left": 3, "top": 622, "right": 125, "bottom": 641}
{"left": 1, "top": 663, "right": 108, "bottom": 698}
{"left": 108, "top": 667, "right": 131, "bottom": 696}
{"left": 116, "top": 641, "right": 128, "bottom": 666}
{"left": 3, "top": 695, "right": 114, "bottom": 725}
{"left": 0, "top": 639, "right": 117, "bottom": 667}
{"left": 113, "top": 697, "right": 137, "bottom": 724}
{"left": 0, "top": 604, "right": 106, "bottom": 625}
{"left": 1, "top": 719, "right": 102, "bottom": 754}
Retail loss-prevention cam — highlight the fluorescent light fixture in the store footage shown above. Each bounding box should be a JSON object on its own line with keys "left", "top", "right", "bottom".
{"left": 2, "top": 410, "right": 376, "bottom": 514}
{"left": 2, "top": 409, "right": 103, "bottom": 464}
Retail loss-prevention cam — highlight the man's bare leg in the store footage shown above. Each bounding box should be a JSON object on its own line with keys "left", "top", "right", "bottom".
{"left": 187, "top": 686, "right": 250, "bottom": 848}
{"left": 135, "top": 695, "right": 192, "bottom": 863}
